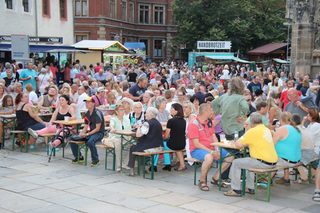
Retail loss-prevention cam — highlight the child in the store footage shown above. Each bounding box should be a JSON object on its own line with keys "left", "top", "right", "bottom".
{"left": 0, "top": 95, "right": 15, "bottom": 148}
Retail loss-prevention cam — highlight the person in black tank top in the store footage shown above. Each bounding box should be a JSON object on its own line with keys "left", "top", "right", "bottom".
{"left": 27, "top": 95, "right": 76, "bottom": 148}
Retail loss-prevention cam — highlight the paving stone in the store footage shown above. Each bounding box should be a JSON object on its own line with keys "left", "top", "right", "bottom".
{"left": 0, "top": 189, "right": 50, "bottom": 212}
{"left": 180, "top": 200, "right": 243, "bottom": 213}
{"left": 47, "top": 180, "right": 84, "bottom": 190}
{"left": 232, "top": 199, "right": 284, "bottom": 213}
{"left": 21, "top": 204, "right": 80, "bottom": 213}
{"left": 150, "top": 192, "right": 200, "bottom": 206}
{"left": 0, "top": 181, "right": 41, "bottom": 193}
{"left": 97, "top": 191, "right": 159, "bottom": 210}
{"left": 301, "top": 204, "right": 320, "bottom": 213}
{"left": 276, "top": 208, "right": 308, "bottom": 213}
{"left": 142, "top": 204, "right": 194, "bottom": 213}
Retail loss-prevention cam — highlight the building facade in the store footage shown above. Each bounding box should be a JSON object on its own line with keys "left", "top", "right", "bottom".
{"left": 0, "top": 0, "right": 74, "bottom": 45}
{"left": 287, "top": 0, "right": 320, "bottom": 78}
{"left": 73, "top": 0, "right": 177, "bottom": 60}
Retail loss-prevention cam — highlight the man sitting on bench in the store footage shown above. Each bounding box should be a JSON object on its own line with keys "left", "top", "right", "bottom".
{"left": 224, "top": 112, "right": 278, "bottom": 197}
{"left": 188, "top": 103, "right": 228, "bottom": 191}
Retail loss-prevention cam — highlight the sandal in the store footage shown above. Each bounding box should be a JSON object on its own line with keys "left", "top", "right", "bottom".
{"left": 174, "top": 166, "right": 187, "bottom": 171}
{"left": 224, "top": 189, "right": 242, "bottom": 197}
{"left": 210, "top": 178, "right": 227, "bottom": 188}
{"left": 198, "top": 181, "right": 209, "bottom": 191}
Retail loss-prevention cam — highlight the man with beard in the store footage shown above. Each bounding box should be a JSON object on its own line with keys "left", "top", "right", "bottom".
{"left": 37, "top": 85, "right": 59, "bottom": 114}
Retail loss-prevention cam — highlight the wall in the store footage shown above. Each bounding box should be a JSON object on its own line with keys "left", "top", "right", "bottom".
{"left": 37, "top": 0, "right": 74, "bottom": 45}
{"left": 0, "top": 0, "right": 36, "bottom": 36}
{"left": 74, "top": 51, "right": 102, "bottom": 67}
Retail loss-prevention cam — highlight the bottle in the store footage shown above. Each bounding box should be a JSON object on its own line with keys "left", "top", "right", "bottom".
{"left": 234, "top": 131, "right": 239, "bottom": 141}
{"left": 130, "top": 116, "right": 136, "bottom": 127}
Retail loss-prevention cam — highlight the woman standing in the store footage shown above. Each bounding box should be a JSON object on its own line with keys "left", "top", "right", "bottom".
{"left": 164, "top": 103, "right": 187, "bottom": 171}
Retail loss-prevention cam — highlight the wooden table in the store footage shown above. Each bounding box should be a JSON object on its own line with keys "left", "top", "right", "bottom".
{"left": 211, "top": 141, "right": 247, "bottom": 194}
{"left": 0, "top": 114, "right": 16, "bottom": 149}
{"left": 113, "top": 129, "right": 137, "bottom": 171}
{"left": 52, "top": 119, "right": 84, "bottom": 126}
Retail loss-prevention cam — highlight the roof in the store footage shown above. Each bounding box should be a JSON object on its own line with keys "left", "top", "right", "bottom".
{"left": 248, "top": 43, "right": 287, "bottom": 55}
{"left": 72, "top": 40, "right": 128, "bottom": 51}
{"left": 206, "top": 55, "right": 252, "bottom": 63}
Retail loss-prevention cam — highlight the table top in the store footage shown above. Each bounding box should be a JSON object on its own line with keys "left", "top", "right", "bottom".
{"left": 0, "top": 114, "right": 16, "bottom": 119}
{"left": 53, "top": 119, "right": 84, "bottom": 126}
{"left": 114, "top": 130, "right": 136, "bottom": 137}
{"left": 211, "top": 142, "right": 240, "bottom": 150}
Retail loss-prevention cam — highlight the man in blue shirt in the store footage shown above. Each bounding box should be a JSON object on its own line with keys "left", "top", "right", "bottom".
{"left": 20, "top": 62, "right": 38, "bottom": 90}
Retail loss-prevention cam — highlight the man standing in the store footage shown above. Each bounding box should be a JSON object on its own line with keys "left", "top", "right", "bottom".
{"left": 71, "top": 96, "right": 105, "bottom": 166}
{"left": 77, "top": 86, "right": 89, "bottom": 111}
{"left": 285, "top": 88, "right": 314, "bottom": 119}
{"left": 20, "top": 62, "right": 38, "bottom": 90}
{"left": 188, "top": 103, "right": 226, "bottom": 191}
{"left": 224, "top": 113, "right": 278, "bottom": 197}
{"left": 247, "top": 75, "right": 261, "bottom": 95}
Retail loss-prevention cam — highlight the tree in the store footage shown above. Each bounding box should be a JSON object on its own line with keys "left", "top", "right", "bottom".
{"left": 173, "top": 0, "right": 286, "bottom": 53}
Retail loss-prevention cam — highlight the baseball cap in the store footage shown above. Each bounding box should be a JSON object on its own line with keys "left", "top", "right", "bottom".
{"left": 83, "top": 96, "right": 95, "bottom": 103}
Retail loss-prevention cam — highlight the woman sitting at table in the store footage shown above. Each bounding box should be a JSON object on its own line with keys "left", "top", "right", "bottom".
{"left": 164, "top": 103, "right": 187, "bottom": 171}
{"left": 28, "top": 95, "right": 76, "bottom": 147}
{"left": 273, "top": 112, "right": 302, "bottom": 185}
{"left": 102, "top": 102, "right": 131, "bottom": 171}
{"left": 15, "top": 93, "right": 46, "bottom": 146}
{"left": 129, "top": 102, "right": 145, "bottom": 128}
{"left": 0, "top": 95, "right": 15, "bottom": 148}
{"left": 127, "top": 107, "right": 163, "bottom": 176}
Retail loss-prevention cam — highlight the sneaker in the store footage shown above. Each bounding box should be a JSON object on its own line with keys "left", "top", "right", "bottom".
{"left": 27, "top": 128, "right": 38, "bottom": 139}
{"left": 246, "top": 188, "right": 255, "bottom": 195}
{"left": 275, "top": 178, "right": 290, "bottom": 185}
{"left": 91, "top": 160, "right": 99, "bottom": 167}
{"left": 312, "top": 192, "right": 320, "bottom": 202}
{"left": 72, "top": 156, "right": 84, "bottom": 163}
{"left": 162, "top": 165, "right": 172, "bottom": 171}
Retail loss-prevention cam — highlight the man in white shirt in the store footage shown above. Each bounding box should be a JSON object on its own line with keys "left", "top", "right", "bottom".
{"left": 77, "top": 86, "right": 89, "bottom": 111}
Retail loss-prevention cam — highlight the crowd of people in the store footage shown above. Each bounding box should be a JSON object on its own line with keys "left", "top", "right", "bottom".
{"left": 0, "top": 59, "right": 319, "bottom": 202}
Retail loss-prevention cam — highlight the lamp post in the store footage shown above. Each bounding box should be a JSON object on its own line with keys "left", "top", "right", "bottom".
{"left": 162, "top": 40, "right": 166, "bottom": 60}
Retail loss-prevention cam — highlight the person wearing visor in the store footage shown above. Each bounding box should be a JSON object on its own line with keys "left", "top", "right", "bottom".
{"left": 70, "top": 96, "right": 105, "bottom": 166}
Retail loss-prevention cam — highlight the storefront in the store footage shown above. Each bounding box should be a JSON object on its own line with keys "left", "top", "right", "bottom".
{"left": 72, "top": 40, "right": 130, "bottom": 70}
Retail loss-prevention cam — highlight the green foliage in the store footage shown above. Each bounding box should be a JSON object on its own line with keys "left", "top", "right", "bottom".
{"left": 173, "top": 0, "right": 286, "bottom": 52}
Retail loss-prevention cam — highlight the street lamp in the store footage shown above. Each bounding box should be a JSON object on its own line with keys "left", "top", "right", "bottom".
{"left": 162, "top": 40, "right": 166, "bottom": 60}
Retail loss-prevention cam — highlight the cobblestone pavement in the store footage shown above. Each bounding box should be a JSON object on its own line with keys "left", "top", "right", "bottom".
{"left": 0, "top": 143, "right": 319, "bottom": 213}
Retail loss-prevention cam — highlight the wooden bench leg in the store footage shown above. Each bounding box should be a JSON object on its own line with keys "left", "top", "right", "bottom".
{"left": 11, "top": 132, "right": 15, "bottom": 151}
{"left": 142, "top": 156, "right": 146, "bottom": 179}
{"left": 84, "top": 145, "right": 88, "bottom": 166}
{"left": 25, "top": 133, "right": 30, "bottom": 153}
{"left": 254, "top": 172, "right": 272, "bottom": 202}
{"left": 241, "top": 169, "right": 247, "bottom": 196}
{"left": 150, "top": 155, "right": 155, "bottom": 180}
{"left": 194, "top": 163, "right": 198, "bottom": 185}
{"left": 137, "top": 156, "right": 141, "bottom": 176}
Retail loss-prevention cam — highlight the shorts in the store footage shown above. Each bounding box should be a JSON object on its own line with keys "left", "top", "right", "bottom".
{"left": 310, "top": 150, "right": 320, "bottom": 169}
{"left": 191, "top": 148, "right": 229, "bottom": 161}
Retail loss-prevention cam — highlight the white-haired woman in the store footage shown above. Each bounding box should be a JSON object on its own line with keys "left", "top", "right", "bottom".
{"left": 129, "top": 102, "right": 145, "bottom": 127}
{"left": 127, "top": 107, "right": 163, "bottom": 176}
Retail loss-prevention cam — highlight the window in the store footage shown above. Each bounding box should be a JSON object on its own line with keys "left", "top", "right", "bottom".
{"left": 154, "top": 40, "right": 163, "bottom": 57}
{"left": 128, "top": 2, "right": 134, "bottom": 22}
{"left": 5, "top": 0, "right": 13, "bottom": 9}
{"left": 60, "top": 0, "right": 67, "bottom": 19}
{"left": 75, "top": 34, "right": 88, "bottom": 42}
{"left": 110, "top": 0, "right": 116, "bottom": 18}
{"left": 154, "top": 6, "right": 164, "bottom": 24}
{"left": 121, "top": 1, "right": 127, "bottom": 21}
{"left": 42, "top": 0, "right": 50, "bottom": 17}
{"left": 75, "top": 0, "right": 88, "bottom": 16}
{"left": 22, "top": 0, "right": 30, "bottom": 12}
{"left": 139, "top": 4, "right": 149, "bottom": 24}
{"left": 139, "top": 39, "right": 148, "bottom": 55}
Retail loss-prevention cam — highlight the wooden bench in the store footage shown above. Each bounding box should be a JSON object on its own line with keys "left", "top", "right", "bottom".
{"left": 69, "top": 141, "right": 88, "bottom": 166}
{"left": 10, "top": 130, "right": 30, "bottom": 153}
{"left": 185, "top": 158, "right": 203, "bottom": 185}
{"left": 96, "top": 144, "right": 116, "bottom": 171}
{"left": 133, "top": 149, "right": 177, "bottom": 180}
{"left": 249, "top": 166, "right": 297, "bottom": 202}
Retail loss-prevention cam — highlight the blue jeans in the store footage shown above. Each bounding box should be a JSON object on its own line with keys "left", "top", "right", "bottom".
{"left": 153, "top": 141, "right": 171, "bottom": 166}
{"left": 29, "top": 122, "right": 46, "bottom": 131}
{"left": 70, "top": 132, "right": 104, "bottom": 162}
